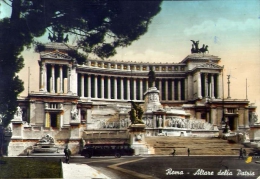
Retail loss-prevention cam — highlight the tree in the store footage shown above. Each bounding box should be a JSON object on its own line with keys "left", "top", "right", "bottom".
{"left": 0, "top": 0, "right": 162, "bottom": 127}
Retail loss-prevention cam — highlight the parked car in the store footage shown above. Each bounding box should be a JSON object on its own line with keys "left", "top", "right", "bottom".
{"left": 248, "top": 150, "right": 260, "bottom": 157}
{"left": 81, "top": 143, "right": 134, "bottom": 158}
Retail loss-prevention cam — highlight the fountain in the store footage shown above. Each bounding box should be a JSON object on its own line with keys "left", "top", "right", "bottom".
{"left": 32, "top": 134, "right": 58, "bottom": 153}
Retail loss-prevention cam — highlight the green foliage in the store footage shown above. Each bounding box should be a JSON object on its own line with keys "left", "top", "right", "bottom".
{"left": 33, "top": 42, "right": 46, "bottom": 53}
{"left": 67, "top": 50, "right": 87, "bottom": 65}
{"left": 0, "top": 158, "right": 62, "bottom": 178}
{"left": 0, "top": 0, "right": 162, "bottom": 126}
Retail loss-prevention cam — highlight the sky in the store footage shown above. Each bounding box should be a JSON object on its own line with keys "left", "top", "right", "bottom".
{"left": 1, "top": 1, "right": 260, "bottom": 113}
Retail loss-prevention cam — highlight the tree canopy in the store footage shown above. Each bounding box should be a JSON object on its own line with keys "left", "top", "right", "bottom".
{"left": 0, "top": 0, "right": 162, "bottom": 126}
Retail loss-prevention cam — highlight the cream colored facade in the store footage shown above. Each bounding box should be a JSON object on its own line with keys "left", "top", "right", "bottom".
{"left": 7, "top": 42, "right": 257, "bottom": 156}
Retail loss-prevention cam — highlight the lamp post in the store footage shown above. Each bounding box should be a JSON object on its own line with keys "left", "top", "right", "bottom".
{"left": 227, "top": 75, "right": 231, "bottom": 99}
{"left": 221, "top": 66, "right": 228, "bottom": 133}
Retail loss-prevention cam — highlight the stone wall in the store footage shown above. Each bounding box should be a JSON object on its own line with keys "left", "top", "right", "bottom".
{"left": 8, "top": 124, "right": 85, "bottom": 156}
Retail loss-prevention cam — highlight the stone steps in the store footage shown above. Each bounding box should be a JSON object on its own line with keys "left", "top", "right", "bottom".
{"left": 145, "top": 136, "right": 253, "bottom": 155}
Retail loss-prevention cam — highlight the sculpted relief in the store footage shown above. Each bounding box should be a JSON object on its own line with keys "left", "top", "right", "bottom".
{"left": 71, "top": 106, "right": 79, "bottom": 120}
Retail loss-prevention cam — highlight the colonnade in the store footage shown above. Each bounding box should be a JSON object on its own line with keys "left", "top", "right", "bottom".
{"left": 78, "top": 73, "right": 186, "bottom": 101}
{"left": 39, "top": 63, "right": 70, "bottom": 93}
{"left": 199, "top": 73, "right": 221, "bottom": 99}
{"left": 38, "top": 63, "right": 221, "bottom": 101}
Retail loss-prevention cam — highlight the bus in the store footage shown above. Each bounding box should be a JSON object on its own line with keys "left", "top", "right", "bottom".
{"left": 81, "top": 143, "right": 134, "bottom": 158}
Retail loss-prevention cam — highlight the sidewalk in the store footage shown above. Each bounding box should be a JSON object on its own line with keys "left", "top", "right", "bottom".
{"left": 62, "top": 162, "right": 111, "bottom": 179}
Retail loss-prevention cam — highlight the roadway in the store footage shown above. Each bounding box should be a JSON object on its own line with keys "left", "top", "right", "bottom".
{"left": 69, "top": 155, "right": 260, "bottom": 179}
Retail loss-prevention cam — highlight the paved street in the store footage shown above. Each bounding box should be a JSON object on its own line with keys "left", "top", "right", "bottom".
{"left": 69, "top": 155, "right": 260, "bottom": 179}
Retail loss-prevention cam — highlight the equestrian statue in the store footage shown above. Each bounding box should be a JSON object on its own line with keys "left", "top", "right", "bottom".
{"left": 190, "top": 40, "right": 209, "bottom": 54}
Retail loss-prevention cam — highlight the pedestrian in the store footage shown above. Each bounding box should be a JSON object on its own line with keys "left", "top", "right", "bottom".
{"left": 187, "top": 148, "right": 190, "bottom": 156}
{"left": 239, "top": 148, "right": 243, "bottom": 159}
{"left": 64, "top": 146, "right": 71, "bottom": 164}
{"left": 243, "top": 149, "right": 247, "bottom": 158}
{"left": 172, "top": 149, "right": 176, "bottom": 156}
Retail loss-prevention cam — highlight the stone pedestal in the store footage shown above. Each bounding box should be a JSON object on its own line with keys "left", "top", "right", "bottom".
{"left": 143, "top": 87, "right": 162, "bottom": 112}
{"left": 11, "top": 121, "right": 23, "bottom": 139}
{"left": 70, "top": 124, "right": 80, "bottom": 139}
{"left": 129, "top": 124, "right": 148, "bottom": 155}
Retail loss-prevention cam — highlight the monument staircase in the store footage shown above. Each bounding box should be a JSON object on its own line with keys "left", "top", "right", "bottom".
{"left": 145, "top": 136, "right": 254, "bottom": 156}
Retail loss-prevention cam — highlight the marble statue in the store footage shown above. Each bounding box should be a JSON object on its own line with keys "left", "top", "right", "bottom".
{"left": 148, "top": 68, "right": 156, "bottom": 87}
{"left": 71, "top": 106, "right": 78, "bottom": 120}
{"left": 129, "top": 101, "right": 144, "bottom": 124}
{"left": 190, "top": 40, "right": 209, "bottom": 54}
{"left": 14, "top": 106, "right": 23, "bottom": 121}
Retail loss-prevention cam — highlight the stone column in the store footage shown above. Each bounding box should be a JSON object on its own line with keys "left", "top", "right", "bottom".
{"left": 187, "top": 74, "right": 193, "bottom": 100}
{"left": 81, "top": 74, "right": 84, "bottom": 97}
{"left": 165, "top": 79, "right": 168, "bottom": 101}
{"left": 204, "top": 73, "right": 208, "bottom": 98}
{"left": 108, "top": 76, "right": 111, "bottom": 99}
{"left": 153, "top": 115, "right": 156, "bottom": 128}
{"left": 159, "top": 79, "right": 162, "bottom": 100}
{"left": 59, "top": 65, "right": 63, "bottom": 93}
{"left": 140, "top": 79, "right": 143, "bottom": 100}
{"left": 197, "top": 72, "right": 202, "bottom": 99}
{"left": 211, "top": 74, "right": 215, "bottom": 99}
{"left": 114, "top": 77, "right": 117, "bottom": 100}
{"left": 57, "top": 78, "right": 60, "bottom": 95}
{"left": 101, "top": 76, "right": 104, "bottom": 99}
{"left": 121, "top": 78, "right": 124, "bottom": 99}
{"left": 95, "top": 75, "right": 98, "bottom": 98}
{"left": 51, "top": 64, "right": 55, "bottom": 93}
{"left": 133, "top": 78, "right": 137, "bottom": 100}
{"left": 146, "top": 79, "right": 148, "bottom": 90}
{"left": 88, "top": 74, "right": 91, "bottom": 97}
{"left": 67, "top": 66, "right": 72, "bottom": 93}
{"left": 44, "top": 64, "right": 47, "bottom": 92}
{"left": 127, "top": 78, "right": 130, "bottom": 100}
{"left": 40, "top": 63, "right": 45, "bottom": 91}
{"left": 185, "top": 77, "right": 188, "bottom": 100}
{"left": 178, "top": 80, "right": 181, "bottom": 100}
{"left": 172, "top": 80, "right": 175, "bottom": 100}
